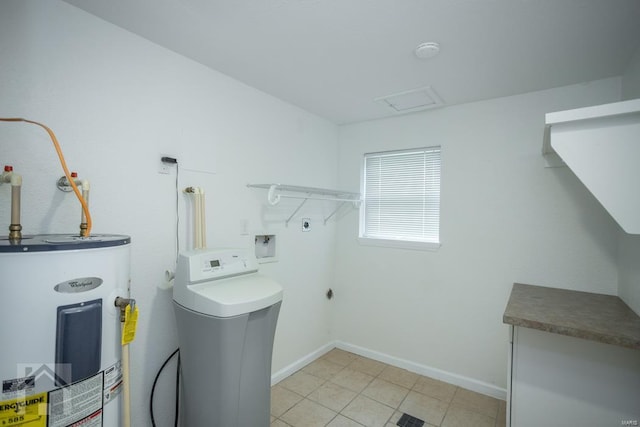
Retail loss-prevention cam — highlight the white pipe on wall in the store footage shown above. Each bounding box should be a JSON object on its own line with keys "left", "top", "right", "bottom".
{"left": 186, "top": 187, "right": 207, "bottom": 249}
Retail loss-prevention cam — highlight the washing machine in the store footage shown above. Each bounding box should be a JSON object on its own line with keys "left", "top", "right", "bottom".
{"left": 173, "top": 248, "right": 283, "bottom": 427}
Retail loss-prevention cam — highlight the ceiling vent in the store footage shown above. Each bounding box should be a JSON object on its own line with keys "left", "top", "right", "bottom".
{"left": 375, "top": 86, "right": 444, "bottom": 114}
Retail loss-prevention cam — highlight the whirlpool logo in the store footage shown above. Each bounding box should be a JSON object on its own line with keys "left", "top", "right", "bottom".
{"left": 54, "top": 277, "right": 103, "bottom": 293}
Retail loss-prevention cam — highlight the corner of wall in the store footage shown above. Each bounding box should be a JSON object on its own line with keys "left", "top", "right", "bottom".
{"left": 617, "top": 231, "right": 640, "bottom": 315}
{"left": 617, "top": 45, "right": 640, "bottom": 314}
{"left": 621, "top": 45, "right": 640, "bottom": 101}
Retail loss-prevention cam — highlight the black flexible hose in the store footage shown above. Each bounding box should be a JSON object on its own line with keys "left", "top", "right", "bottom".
{"left": 175, "top": 353, "right": 180, "bottom": 427}
{"left": 150, "top": 348, "right": 180, "bottom": 427}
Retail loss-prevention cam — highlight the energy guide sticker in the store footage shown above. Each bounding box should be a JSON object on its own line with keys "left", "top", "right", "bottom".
{"left": 0, "top": 392, "right": 47, "bottom": 427}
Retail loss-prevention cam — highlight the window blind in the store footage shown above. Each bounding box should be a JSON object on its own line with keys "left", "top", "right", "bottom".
{"left": 362, "top": 147, "right": 441, "bottom": 243}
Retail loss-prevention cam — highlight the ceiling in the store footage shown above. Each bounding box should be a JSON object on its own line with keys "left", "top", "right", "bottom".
{"left": 64, "top": 0, "right": 640, "bottom": 124}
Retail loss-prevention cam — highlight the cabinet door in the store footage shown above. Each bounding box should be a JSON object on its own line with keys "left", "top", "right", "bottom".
{"left": 510, "top": 327, "right": 640, "bottom": 427}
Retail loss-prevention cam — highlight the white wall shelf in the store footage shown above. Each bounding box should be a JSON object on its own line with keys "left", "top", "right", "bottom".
{"left": 542, "top": 99, "right": 640, "bottom": 167}
{"left": 543, "top": 98, "right": 640, "bottom": 234}
{"left": 247, "top": 183, "right": 361, "bottom": 226}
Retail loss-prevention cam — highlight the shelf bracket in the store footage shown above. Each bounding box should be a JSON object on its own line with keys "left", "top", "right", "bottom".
{"left": 323, "top": 201, "right": 346, "bottom": 225}
{"left": 285, "top": 198, "right": 308, "bottom": 227}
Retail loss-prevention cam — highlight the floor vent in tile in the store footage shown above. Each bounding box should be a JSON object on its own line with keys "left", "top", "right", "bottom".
{"left": 397, "top": 413, "right": 425, "bottom": 427}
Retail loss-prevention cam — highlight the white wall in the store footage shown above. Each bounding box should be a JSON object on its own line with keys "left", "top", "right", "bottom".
{"left": 618, "top": 45, "right": 640, "bottom": 314}
{"left": 622, "top": 46, "right": 640, "bottom": 101}
{"left": 0, "top": 1, "right": 338, "bottom": 425}
{"left": 618, "top": 234, "right": 640, "bottom": 315}
{"left": 333, "top": 78, "right": 622, "bottom": 391}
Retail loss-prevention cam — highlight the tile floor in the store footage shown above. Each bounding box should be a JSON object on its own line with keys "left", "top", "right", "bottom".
{"left": 271, "top": 349, "right": 506, "bottom": 427}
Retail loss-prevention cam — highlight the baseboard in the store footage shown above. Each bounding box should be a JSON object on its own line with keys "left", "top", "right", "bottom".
{"left": 272, "top": 340, "right": 507, "bottom": 400}
{"left": 271, "top": 341, "right": 336, "bottom": 385}
{"left": 335, "top": 341, "right": 507, "bottom": 401}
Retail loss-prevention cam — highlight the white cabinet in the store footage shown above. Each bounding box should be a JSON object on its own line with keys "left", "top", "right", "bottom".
{"left": 504, "top": 283, "right": 640, "bottom": 426}
{"left": 508, "top": 326, "right": 640, "bottom": 427}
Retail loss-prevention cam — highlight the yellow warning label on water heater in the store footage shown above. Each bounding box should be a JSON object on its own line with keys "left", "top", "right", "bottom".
{"left": 0, "top": 392, "right": 47, "bottom": 427}
{"left": 122, "top": 304, "right": 139, "bottom": 345}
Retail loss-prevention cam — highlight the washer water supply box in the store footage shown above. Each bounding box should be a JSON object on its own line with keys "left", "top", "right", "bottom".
{"left": 0, "top": 234, "right": 130, "bottom": 427}
{"left": 173, "top": 248, "right": 283, "bottom": 427}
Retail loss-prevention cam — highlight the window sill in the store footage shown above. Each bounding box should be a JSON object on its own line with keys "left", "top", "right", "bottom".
{"left": 357, "top": 237, "right": 441, "bottom": 251}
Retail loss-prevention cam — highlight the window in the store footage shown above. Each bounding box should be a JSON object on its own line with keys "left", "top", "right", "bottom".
{"left": 360, "top": 146, "right": 441, "bottom": 250}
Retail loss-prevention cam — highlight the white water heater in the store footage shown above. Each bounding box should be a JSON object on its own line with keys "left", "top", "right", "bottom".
{"left": 0, "top": 234, "right": 130, "bottom": 427}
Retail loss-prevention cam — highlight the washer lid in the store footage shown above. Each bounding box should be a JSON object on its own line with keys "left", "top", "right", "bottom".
{"left": 179, "top": 273, "right": 283, "bottom": 317}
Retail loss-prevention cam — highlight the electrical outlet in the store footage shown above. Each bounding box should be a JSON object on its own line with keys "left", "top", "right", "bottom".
{"left": 302, "top": 218, "right": 311, "bottom": 232}
{"left": 159, "top": 155, "right": 176, "bottom": 174}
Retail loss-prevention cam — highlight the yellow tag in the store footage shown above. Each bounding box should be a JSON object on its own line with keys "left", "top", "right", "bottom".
{"left": 122, "top": 305, "right": 138, "bottom": 345}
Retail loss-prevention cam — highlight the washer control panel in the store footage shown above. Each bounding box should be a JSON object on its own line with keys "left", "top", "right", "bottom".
{"left": 176, "top": 248, "right": 259, "bottom": 285}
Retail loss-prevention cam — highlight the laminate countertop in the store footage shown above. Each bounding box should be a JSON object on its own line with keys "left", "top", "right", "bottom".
{"left": 503, "top": 283, "right": 640, "bottom": 350}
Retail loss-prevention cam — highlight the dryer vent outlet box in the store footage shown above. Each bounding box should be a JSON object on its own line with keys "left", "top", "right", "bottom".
{"left": 255, "top": 234, "right": 277, "bottom": 263}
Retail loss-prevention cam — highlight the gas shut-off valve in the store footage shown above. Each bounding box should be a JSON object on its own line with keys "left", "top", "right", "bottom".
{"left": 114, "top": 297, "right": 136, "bottom": 320}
